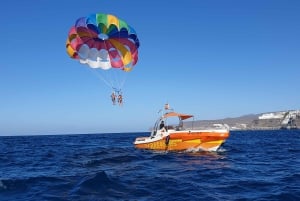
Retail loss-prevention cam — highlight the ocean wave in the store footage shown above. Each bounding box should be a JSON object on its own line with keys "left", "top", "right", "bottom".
{"left": 70, "top": 171, "right": 129, "bottom": 200}
{"left": 0, "top": 176, "right": 67, "bottom": 193}
{"left": 84, "top": 155, "right": 139, "bottom": 168}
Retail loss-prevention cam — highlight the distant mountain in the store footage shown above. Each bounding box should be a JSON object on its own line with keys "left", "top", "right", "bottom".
{"left": 184, "top": 113, "right": 259, "bottom": 128}
{"left": 184, "top": 110, "right": 300, "bottom": 130}
{"left": 215, "top": 114, "right": 260, "bottom": 124}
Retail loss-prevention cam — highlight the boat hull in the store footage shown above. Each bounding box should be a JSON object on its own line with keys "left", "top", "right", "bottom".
{"left": 134, "top": 130, "right": 229, "bottom": 152}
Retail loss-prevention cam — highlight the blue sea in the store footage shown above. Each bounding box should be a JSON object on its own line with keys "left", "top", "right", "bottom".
{"left": 0, "top": 130, "right": 299, "bottom": 201}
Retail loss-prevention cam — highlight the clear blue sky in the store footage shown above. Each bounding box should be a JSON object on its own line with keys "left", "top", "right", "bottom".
{"left": 1, "top": 0, "right": 299, "bottom": 135}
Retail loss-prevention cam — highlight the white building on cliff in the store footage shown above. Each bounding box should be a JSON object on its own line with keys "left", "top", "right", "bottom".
{"left": 258, "top": 112, "right": 285, "bottom": 120}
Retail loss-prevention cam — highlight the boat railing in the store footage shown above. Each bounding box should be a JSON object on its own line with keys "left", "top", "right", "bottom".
{"left": 185, "top": 123, "right": 229, "bottom": 130}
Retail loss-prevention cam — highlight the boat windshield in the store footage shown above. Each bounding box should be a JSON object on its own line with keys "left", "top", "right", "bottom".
{"left": 150, "top": 118, "right": 162, "bottom": 137}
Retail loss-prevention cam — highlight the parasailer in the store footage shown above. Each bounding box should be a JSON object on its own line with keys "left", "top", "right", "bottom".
{"left": 111, "top": 91, "right": 116, "bottom": 105}
{"left": 117, "top": 92, "right": 123, "bottom": 106}
{"left": 66, "top": 13, "right": 140, "bottom": 105}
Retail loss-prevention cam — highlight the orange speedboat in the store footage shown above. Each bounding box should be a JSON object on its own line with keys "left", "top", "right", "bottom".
{"left": 134, "top": 104, "right": 230, "bottom": 152}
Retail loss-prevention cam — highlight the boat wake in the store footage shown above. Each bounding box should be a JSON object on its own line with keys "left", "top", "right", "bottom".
{"left": 184, "top": 147, "right": 206, "bottom": 153}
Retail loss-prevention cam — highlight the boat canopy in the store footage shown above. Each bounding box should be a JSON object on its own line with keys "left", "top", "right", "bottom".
{"left": 163, "top": 112, "right": 193, "bottom": 120}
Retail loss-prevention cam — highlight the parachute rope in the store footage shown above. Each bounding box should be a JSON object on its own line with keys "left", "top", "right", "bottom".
{"left": 87, "top": 67, "right": 113, "bottom": 88}
{"left": 86, "top": 66, "right": 128, "bottom": 92}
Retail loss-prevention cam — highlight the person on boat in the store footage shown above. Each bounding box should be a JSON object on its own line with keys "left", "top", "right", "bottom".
{"left": 111, "top": 91, "right": 116, "bottom": 105}
{"left": 117, "top": 93, "right": 123, "bottom": 106}
{"left": 159, "top": 120, "right": 166, "bottom": 132}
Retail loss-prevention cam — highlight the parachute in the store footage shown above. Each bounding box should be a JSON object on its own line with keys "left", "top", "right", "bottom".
{"left": 66, "top": 13, "right": 140, "bottom": 104}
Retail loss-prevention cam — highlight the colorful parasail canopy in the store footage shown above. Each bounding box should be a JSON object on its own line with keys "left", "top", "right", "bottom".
{"left": 66, "top": 13, "right": 140, "bottom": 72}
